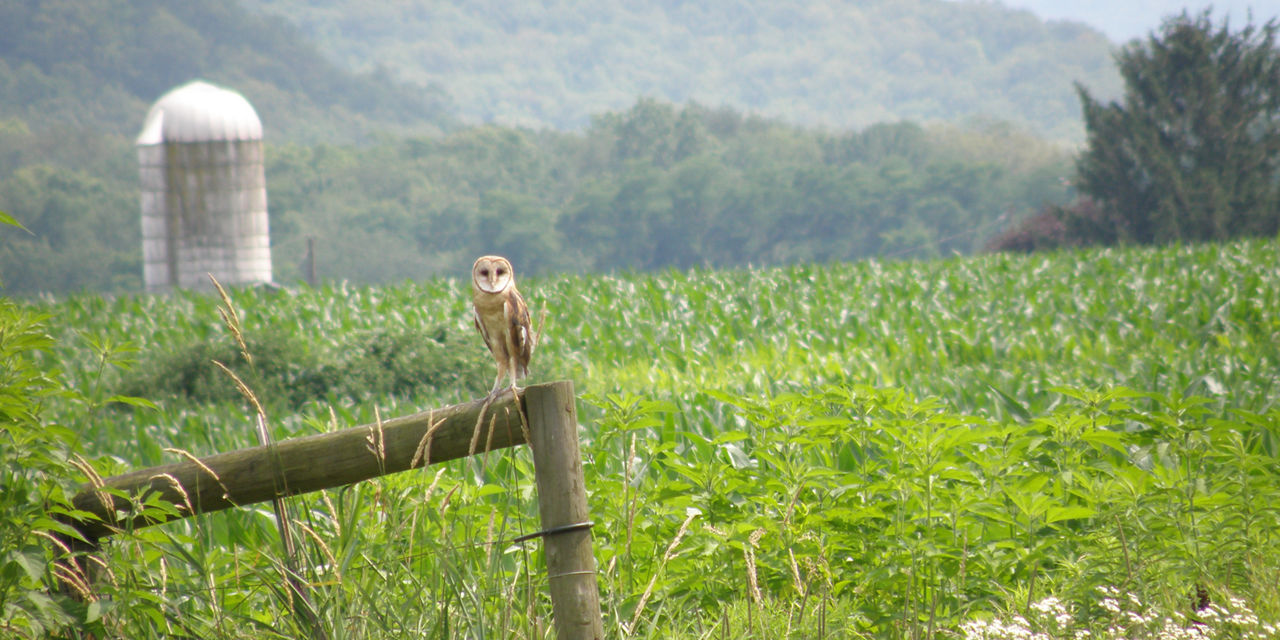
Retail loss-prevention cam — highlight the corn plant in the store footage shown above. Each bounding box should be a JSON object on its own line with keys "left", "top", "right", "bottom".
{"left": 10, "top": 237, "right": 1280, "bottom": 638}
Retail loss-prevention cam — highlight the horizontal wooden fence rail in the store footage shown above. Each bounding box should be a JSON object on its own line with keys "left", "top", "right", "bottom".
{"left": 68, "top": 383, "right": 530, "bottom": 543}
{"left": 61, "top": 380, "right": 602, "bottom": 639}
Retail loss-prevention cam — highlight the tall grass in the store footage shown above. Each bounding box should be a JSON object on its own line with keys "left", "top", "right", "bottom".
{"left": 12, "top": 238, "right": 1280, "bottom": 637}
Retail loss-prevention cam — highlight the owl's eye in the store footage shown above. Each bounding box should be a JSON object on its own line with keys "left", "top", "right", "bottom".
{"left": 496, "top": 268, "right": 506, "bottom": 276}
{"left": 479, "top": 269, "right": 490, "bottom": 277}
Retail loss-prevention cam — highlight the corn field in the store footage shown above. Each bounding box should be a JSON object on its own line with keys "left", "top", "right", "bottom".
{"left": 4, "top": 238, "right": 1279, "bottom": 638}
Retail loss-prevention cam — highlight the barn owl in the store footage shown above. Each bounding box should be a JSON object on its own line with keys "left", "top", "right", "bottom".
{"left": 471, "top": 255, "right": 534, "bottom": 396}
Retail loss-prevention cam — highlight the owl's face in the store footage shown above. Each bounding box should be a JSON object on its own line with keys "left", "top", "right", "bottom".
{"left": 472, "top": 255, "right": 516, "bottom": 294}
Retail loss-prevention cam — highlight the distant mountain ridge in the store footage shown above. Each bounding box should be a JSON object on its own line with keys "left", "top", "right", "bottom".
{"left": 239, "top": 0, "right": 1124, "bottom": 141}
{"left": 970, "top": 0, "right": 1274, "bottom": 43}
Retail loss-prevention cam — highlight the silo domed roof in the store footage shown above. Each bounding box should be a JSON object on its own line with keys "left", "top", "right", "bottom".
{"left": 136, "top": 80, "right": 263, "bottom": 145}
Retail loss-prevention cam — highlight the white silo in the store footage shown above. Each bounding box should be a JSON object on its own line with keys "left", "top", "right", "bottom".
{"left": 137, "top": 80, "right": 272, "bottom": 292}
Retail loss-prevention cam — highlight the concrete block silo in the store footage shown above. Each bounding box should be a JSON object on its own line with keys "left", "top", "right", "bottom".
{"left": 137, "top": 80, "right": 272, "bottom": 292}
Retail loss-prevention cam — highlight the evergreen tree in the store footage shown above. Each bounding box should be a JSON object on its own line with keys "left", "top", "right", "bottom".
{"left": 1074, "top": 10, "right": 1280, "bottom": 245}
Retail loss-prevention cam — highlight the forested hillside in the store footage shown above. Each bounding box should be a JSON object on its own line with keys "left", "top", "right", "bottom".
{"left": 1, "top": 98, "right": 1073, "bottom": 294}
{"left": 975, "top": 0, "right": 1269, "bottom": 42}
{"left": 237, "top": 0, "right": 1123, "bottom": 141}
{"left": 0, "top": 0, "right": 451, "bottom": 294}
{"left": 0, "top": 0, "right": 454, "bottom": 146}
{"left": 0, "top": 0, "right": 1091, "bottom": 294}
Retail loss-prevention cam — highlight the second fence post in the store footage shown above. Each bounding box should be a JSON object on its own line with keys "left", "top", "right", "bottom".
{"left": 524, "top": 381, "right": 605, "bottom": 640}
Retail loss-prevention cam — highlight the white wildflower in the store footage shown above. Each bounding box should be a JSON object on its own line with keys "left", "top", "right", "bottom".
{"left": 1032, "top": 596, "right": 1063, "bottom": 614}
{"left": 960, "top": 618, "right": 989, "bottom": 640}
{"left": 1232, "top": 612, "right": 1260, "bottom": 626}
{"left": 953, "top": 590, "right": 1276, "bottom": 640}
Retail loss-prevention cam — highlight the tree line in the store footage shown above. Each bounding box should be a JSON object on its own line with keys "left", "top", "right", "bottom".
{"left": 235, "top": 101, "right": 1075, "bottom": 284}
{"left": 0, "top": 101, "right": 1073, "bottom": 294}
{"left": 990, "top": 11, "right": 1280, "bottom": 252}
{"left": 4, "top": 6, "right": 1274, "bottom": 294}
{"left": 239, "top": 0, "right": 1122, "bottom": 142}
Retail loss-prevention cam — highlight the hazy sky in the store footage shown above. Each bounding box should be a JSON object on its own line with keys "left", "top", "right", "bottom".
{"left": 958, "top": 0, "right": 1278, "bottom": 42}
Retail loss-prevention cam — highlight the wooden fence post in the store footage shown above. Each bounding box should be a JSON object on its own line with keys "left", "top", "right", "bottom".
{"left": 525, "top": 381, "right": 605, "bottom": 640}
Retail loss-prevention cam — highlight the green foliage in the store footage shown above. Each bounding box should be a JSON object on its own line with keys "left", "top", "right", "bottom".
{"left": 17, "top": 238, "right": 1280, "bottom": 637}
{"left": 0, "top": 0, "right": 455, "bottom": 296}
{"left": 0, "top": 298, "right": 111, "bottom": 636}
{"left": 0, "top": 0, "right": 453, "bottom": 143}
{"left": 0, "top": 165, "right": 141, "bottom": 293}
{"left": 266, "top": 105, "right": 1072, "bottom": 285}
{"left": 114, "top": 296, "right": 490, "bottom": 409}
{"left": 3, "top": 100, "right": 1073, "bottom": 296}
{"left": 0, "top": 0, "right": 1114, "bottom": 295}
{"left": 116, "top": 324, "right": 321, "bottom": 408}
{"left": 1074, "top": 10, "right": 1280, "bottom": 245}
{"left": 0, "top": 210, "right": 29, "bottom": 233}
{"left": 586, "top": 384, "right": 1280, "bottom": 635}
{"left": 961, "top": 588, "right": 1275, "bottom": 639}
{"left": 335, "top": 324, "right": 491, "bottom": 402}
{"left": 238, "top": 0, "right": 1122, "bottom": 142}
{"left": 0, "top": 0, "right": 1086, "bottom": 296}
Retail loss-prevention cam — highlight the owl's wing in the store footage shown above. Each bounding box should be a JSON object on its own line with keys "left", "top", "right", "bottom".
{"left": 504, "top": 287, "right": 534, "bottom": 377}
{"left": 473, "top": 307, "right": 495, "bottom": 355}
